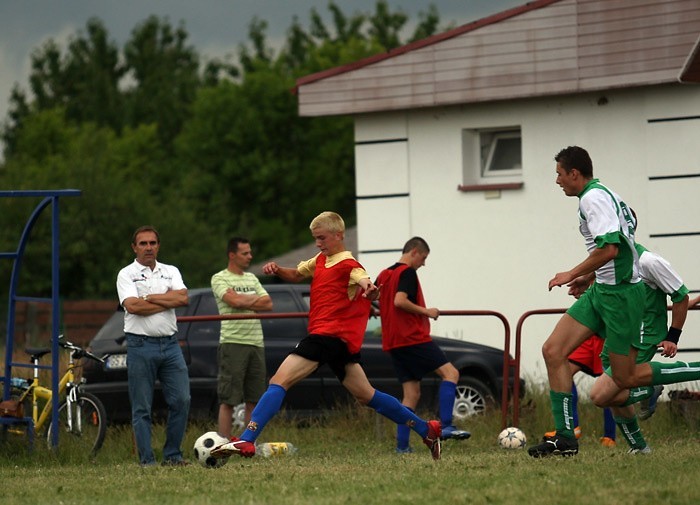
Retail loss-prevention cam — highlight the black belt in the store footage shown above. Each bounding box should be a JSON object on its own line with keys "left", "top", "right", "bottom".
{"left": 125, "top": 332, "right": 176, "bottom": 340}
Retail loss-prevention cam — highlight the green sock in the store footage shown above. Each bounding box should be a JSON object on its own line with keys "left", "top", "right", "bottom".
{"left": 613, "top": 415, "right": 647, "bottom": 450}
{"left": 650, "top": 361, "right": 700, "bottom": 385}
{"left": 550, "top": 390, "right": 575, "bottom": 439}
{"left": 623, "top": 386, "right": 654, "bottom": 406}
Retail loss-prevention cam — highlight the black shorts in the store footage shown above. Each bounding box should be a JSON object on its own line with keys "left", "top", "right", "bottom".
{"left": 291, "top": 334, "right": 361, "bottom": 383}
{"left": 389, "top": 341, "right": 449, "bottom": 383}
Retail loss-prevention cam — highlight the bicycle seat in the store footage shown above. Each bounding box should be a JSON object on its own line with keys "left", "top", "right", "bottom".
{"left": 25, "top": 347, "right": 51, "bottom": 361}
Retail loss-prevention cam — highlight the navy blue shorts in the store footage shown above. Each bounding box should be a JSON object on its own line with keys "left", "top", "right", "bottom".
{"left": 291, "top": 334, "right": 361, "bottom": 382}
{"left": 389, "top": 341, "right": 449, "bottom": 383}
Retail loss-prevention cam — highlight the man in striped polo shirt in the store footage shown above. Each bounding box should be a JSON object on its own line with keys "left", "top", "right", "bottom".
{"left": 211, "top": 237, "right": 272, "bottom": 439}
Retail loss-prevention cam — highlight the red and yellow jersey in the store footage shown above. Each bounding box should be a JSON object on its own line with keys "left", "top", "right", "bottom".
{"left": 301, "top": 252, "right": 371, "bottom": 354}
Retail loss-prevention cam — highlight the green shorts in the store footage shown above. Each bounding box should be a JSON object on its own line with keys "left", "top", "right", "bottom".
{"left": 600, "top": 340, "right": 657, "bottom": 369}
{"left": 566, "top": 281, "right": 645, "bottom": 356}
{"left": 217, "top": 343, "right": 267, "bottom": 406}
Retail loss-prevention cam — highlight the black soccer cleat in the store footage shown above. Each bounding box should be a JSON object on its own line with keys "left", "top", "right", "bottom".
{"left": 528, "top": 434, "right": 579, "bottom": 458}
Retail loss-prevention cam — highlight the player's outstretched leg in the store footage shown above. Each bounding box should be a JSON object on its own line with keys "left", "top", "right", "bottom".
{"left": 368, "top": 390, "right": 442, "bottom": 460}
{"left": 212, "top": 384, "right": 286, "bottom": 459}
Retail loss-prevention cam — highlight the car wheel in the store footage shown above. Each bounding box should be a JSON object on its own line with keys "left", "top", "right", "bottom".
{"left": 232, "top": 403, "right": 246, "bottom": 432}
{"left": 453, "top": 377, "right": 494, "bottom": 420}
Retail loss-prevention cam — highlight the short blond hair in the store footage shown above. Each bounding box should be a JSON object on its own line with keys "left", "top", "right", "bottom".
{"left": 310, "top": 211, "right": 345, "bottom": 234}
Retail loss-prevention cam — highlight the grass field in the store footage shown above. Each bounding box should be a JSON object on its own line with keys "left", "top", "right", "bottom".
{"left": 2, "top": 390, "right": 699, "bottom": 505}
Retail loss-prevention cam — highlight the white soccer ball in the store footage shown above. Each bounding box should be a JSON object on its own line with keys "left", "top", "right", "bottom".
{"left": 193, "top": 431, "right": 229, "bottom": 468}
{"left": 497, "top": 427, "right": 527, "bottom": 449}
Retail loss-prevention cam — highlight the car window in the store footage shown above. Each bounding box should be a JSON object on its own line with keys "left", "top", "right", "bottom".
{"left": 187, "top": 292, "right": 221, "bottom": 340}
{"left": 270, "top": 291, "right": 302, "bottom": 313}
{"left": 264, "top": 290, "right": 306, "bottom": 339}
{"left": 195, "top": 291, "right": 219, "bottom": 315}
{"left": 92, "top": 310, "right": 125, "bottom": 342}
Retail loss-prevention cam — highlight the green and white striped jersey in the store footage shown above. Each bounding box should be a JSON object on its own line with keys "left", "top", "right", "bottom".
{"left": 577, "top": 179, "right": 640, "bottom": 286}
{"left": 211, "top": 269, "right": 268, "bottom": 346}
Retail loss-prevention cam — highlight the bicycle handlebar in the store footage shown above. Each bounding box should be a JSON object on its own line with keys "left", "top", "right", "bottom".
{"left": 58, "top": 335, "right": 106, "bottom": 364}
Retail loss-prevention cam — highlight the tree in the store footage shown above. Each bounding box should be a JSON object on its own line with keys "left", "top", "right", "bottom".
{"left": 0, "top": 110, "right": 164, "bottom": 298}
{"left": 122, "top": 16, "right": 201, "bottom": 152}
{"left": 367, "top": 0, "right": 408, "bottom": 50}
{"left": 0, "top": 1, "right": 449, "bottom": 303}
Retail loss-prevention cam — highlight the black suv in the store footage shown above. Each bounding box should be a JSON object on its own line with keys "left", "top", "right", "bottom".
{"left": 82, "top": 285, "right": 521, "bottom": 428}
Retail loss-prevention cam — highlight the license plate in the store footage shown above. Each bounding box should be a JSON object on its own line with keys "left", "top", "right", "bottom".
{"left": 105, "top": 354, "right": 128, "bottom": 370}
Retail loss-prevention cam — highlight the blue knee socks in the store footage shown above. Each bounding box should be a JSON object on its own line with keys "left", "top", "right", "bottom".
{"left": 603, "top": 407, "right": 616, "bottom": 439}
{"left": 240, "top": 384, "right": 286, "bottom": 443}
{"left": 396, "top": 408, "right": 413, "bottom": 450}
{"left": 439, "top": 381, "right": 456, "bottom": 426}
{"left": 368, "top": 390, "right": 428, "bottom": 438}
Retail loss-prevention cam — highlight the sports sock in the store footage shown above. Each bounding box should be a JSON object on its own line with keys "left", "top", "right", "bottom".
{"left": 550, "top": 390, "right": 576, "bottom": 439}
{"left": 623, "top": 386, "right": 655, "bottom": 406}
{"left": 571, "top": 383, "right": 579, "bottom": 427}
{"left": 614, "top": 415, "right": 646, "bottom": 450}
{"left": 240, "top": 384, "right": 286, "bottom": 443}
{"left": 368, "top": 390, "right": 428, "bottom": 438}
{"left": 439, "top": 380, "right": 457, "bottom": 426}
{"left": 650, "top": 361, "right": 700, "bottom": 385}
{"left": 603, "top": 407, "right": 616, "bottom": 439}
{"left": 396, "top": 407, "right": 414, "bottom": 450}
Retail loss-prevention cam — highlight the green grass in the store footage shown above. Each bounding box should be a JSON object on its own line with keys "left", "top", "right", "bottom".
{"left": 2, "top": 393, "right": 699, "bottom": 505}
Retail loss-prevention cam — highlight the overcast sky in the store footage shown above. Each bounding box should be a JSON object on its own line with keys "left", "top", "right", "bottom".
{"left": 0, "top": 0, "right": 525, "bottom": 140}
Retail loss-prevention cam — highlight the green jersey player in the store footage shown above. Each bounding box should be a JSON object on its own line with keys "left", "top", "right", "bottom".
{"left": 529, "top": 146, "right": 700, "bottom": 458}
{"left": 589, "top": 241, "right": 689, "bottom": 454}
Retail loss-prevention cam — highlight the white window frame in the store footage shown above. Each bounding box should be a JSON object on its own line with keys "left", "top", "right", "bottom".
{"left": 481, "top": 130, "right": 522, "bottom": 178}
{"left": 462, "top": 126, "right": 523, "bottom": 187}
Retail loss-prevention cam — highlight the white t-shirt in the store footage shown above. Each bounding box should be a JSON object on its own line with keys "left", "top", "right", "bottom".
{"left": 116, "top": 260, "right": 187, "bottom": 336}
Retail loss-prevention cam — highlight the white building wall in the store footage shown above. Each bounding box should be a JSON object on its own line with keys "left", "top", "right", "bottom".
{"left": 354, "top": 83, "right": 700, "bottom": 384}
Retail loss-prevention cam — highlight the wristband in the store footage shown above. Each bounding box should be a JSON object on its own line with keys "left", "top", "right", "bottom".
{"left": 666, "top": 326, "right": 682, "bottom": 344}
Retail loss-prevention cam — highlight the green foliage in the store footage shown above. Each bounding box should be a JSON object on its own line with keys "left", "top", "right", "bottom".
{"left": 123, "top": 16, "right": 200, "bottom": 150}
{"left": 0, "top": 1, "right": 447, "bottom": 304}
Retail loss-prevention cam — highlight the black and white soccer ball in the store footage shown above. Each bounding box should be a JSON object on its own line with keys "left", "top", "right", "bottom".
{"left": 193, "top": 431, "right": 229, "bottom": 468}
{"left": 497, "top": 427, "right": 527, "bottom": 449}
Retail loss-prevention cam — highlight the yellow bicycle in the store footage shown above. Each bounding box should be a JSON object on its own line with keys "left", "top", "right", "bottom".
{"left": 6, "top": 336, "right": 107, "bottom": 456}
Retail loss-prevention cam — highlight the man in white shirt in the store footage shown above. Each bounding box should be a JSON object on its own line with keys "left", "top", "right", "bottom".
{"left": 116, "top": 225, "right": 190, "bottom": 466}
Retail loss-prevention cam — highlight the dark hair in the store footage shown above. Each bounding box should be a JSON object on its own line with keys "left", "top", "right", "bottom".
{"left": 402, "top": 236, "right": 430, "bottom": 254}
{"left": 132, "top": 225, "right": 160, "bottom": 245}
{"left": 227, "top": 237, "right": 250, "bottom": 254}
{"left": 554, "top": 146, "right": 593, "bottom": 178}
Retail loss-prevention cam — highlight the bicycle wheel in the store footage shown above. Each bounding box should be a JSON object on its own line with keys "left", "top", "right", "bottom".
{"left": 46, "top": 391, "right": 107, "bottom": 457}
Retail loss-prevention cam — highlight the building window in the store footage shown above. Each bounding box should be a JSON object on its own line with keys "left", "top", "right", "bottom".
{"left": 480, "top": 130, "right": 522, "bottom": 177}
{"left": 462, "top": 126, "right": 523, "bottom": 190}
